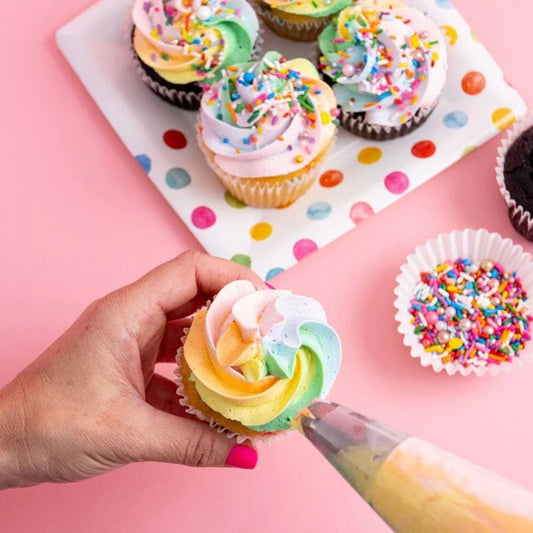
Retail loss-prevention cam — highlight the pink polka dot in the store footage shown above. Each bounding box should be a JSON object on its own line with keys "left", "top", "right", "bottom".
{"left": 191, "top": 206, "right": 216, "bottom": 229}
{"left": 384, "top": 171, "right": 410, "bottom": 194}
{"left": 293, "top": 239, "right": 318, "bottom": 261}
{"left": 349, "top": 202, "right": 374, "bottom": 224}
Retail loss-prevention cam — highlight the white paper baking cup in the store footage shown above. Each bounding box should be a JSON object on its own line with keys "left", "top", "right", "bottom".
{"left": 496, "top": 111, "right": 533, "bottom": 240}
{"left": 174, "top": 326, "right": 280, "bottom": 444}
{"left": 394, "top": 228, "right": 533, "bottom": 377}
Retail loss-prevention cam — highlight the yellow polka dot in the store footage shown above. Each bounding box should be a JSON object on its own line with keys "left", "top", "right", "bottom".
{"left": 358, "top": 147, "right": 382, "bottom": 165}
{"left": 250, "top": 222, "right": 273, "bottom": 241}
{"left": 320, "top": 111, "right": 331, "bottom": 125}
{"left": 440, "top": 25, "right": 457, "bottom": 46}
{"left": 462, "top": 146, "right": 477, "bottom": 157}
{"left": 492, "top": 107, "right": 515, "bottom": 131}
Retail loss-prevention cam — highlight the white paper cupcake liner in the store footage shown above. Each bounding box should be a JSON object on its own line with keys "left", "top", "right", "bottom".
{"left": 339, "top": 100, "right": 438, "bottom": 140}
{"left": 394, "top": 228, "right": 533, "bottom": 377}
{"left": 197, "top": 120, "right": 336, "bottom": 208}
{"left": 174, "top": 325, "right": 281, "bottom": 444}
{"left": 496, "top": 111, "right": 533, "bottom": 240}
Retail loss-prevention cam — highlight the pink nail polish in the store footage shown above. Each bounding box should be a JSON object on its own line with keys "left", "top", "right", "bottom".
{"left": 265, "top": 282, "right": 276, "bottom": 290}
{"left": 226, "top": 445, "right": 258, "bottom": 469}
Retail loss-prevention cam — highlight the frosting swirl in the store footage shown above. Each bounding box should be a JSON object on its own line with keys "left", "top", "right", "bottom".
{"left": 182, "top": 280, "right": 341, "bottom": 432}
{"left": 318, "top": 0, "right": 447, "bottom": 126}
{"left": 199, "top": 51, "right": 337, "bottom": 178}
{"left": 132, "top": 0, "right": 259, "bottom": 85}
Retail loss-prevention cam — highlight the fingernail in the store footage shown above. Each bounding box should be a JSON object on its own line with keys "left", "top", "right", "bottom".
{"left": 226, "top": 445, "right": 258, "bottom": 469}
{"left": 265, "top": 282, "right": 276, "bottom": 290}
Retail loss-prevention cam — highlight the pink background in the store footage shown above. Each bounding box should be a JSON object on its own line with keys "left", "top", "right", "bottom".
{"left": 2, "top": 0, "right": 533, "bottom": 531}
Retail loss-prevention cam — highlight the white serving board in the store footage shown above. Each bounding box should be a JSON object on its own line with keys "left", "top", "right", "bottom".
{"left": 57, "top": 0, "right": 526, "bottom": 279}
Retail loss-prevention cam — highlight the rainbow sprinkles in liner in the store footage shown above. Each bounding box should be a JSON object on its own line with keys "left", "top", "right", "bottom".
{"left": 409, "top": 258, "right": 532, "bottom": 369}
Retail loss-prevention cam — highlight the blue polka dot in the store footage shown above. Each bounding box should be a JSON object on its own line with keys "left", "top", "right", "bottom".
{"left": 443, "top": 111, "right": 468, "bottom": 129}
{"left": 266, "top": 267, "right": 284, "bottom": 281}
{"left": 435, "top": 0, "right": 453, "bottom": 8}
{"left": 135, "top": 154, "right": 151, "bottom": 173}
{"left": 166, "top": 168, "right": 191, "bottom": 189}
{"left": 307, "top": 201, "right": 332, "bottom": 221}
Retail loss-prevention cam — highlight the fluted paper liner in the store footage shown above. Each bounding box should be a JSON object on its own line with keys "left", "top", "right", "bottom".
{"left": 197, "top": 120, "right": 336, "bottom": 208}
{"left": 496, "top": 111, "right": 533, "bottom": 240}
{"left": 394, "top": 228, "right": 533, "bottom": 377}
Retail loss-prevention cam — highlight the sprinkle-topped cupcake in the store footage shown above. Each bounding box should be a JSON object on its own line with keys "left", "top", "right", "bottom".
{"left": 132, "top": 0, "right": 260, "bottom": 109}
{"left": 176, "top": 280, "right": 342, "bottom": 437}
{"left": 317, "top": 0, "right": 447, "bottom": 139}
{"left": 256, "top": 0, "right": 352, "bottom": 42}
{"left": 197, "top": 51, "right": 338, "bottom": 207}
{"left": 409, "top": 258, "right": 531, "bottom": 370}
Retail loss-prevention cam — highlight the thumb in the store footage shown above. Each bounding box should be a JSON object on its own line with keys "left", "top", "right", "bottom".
{"left": 133, "top": 406, "right": 258, "bottom": 469}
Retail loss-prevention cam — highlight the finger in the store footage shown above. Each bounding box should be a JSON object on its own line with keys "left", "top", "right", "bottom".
{"left": 145, "top": 374, "right": 194, "bottom": 418}
{"left": 157, "top": 318, "right": 191, "bottom": 363}
{"left": 129, "top": 251, "right": 265, "bottom": 315}
{"left": 165, "top": 292, "right": 208, "bottom": 321}
{"left": 133, "top": 404, "right": 258, "bottom": 469}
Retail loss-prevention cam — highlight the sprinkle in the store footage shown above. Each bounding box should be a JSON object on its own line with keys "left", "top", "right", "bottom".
{"left": 225, "top": 102, "right": 237, "bottom": 123}
{"left": 294, "top": 155, "right": 304, "bottom": 163}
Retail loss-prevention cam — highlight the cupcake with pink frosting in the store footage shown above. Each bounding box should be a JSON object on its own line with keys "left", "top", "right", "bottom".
{"left": 175, "top": 280, "right": 341, "bottom": 438}
{"left": 317, "top": 0, "right": 448, "bottom": 139}
{"left": 197, "top": 51, "right": 338, "bottom": 207}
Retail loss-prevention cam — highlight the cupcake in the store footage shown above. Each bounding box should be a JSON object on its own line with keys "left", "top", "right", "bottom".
{"left": 317, "top": 0, "right": 448, "bottom": 139}
{"left": 394, "top": 229, "right": 533, "bottom": 377}
{"left": 175, "top": 280, "right": 342, "bottom": 438}
{"left": 496, "top": 113, "right": 533, "bottom": 240}
{"left": 131, "top": 0, "right": 260, "bottom": 110}
{"left": 255, "top": 0, "right": 352, "bottom": 42}
{"left": 197, "top": 51, "right": 338, "bottom": 208}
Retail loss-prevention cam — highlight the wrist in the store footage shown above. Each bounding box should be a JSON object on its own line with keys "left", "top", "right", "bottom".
{"left": 0, "top": 378, "right": 37, "bottom": 489}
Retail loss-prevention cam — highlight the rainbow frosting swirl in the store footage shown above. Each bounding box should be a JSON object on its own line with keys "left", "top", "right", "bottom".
{"left": 199, "top": 51, "right": 337, "bottom": 178}
{"left": 132, "top": 0, "right": 259, "bottom": 85}
{"left": 181, "top": 280, "right": 341, "bottom": 432}
{"left": 318, "top": 0, "right": 447, "bottom": 127}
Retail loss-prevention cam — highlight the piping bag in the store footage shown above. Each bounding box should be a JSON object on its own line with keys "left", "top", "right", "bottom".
{"left": 294, "top": 401, "right": 533, "bottom": 531}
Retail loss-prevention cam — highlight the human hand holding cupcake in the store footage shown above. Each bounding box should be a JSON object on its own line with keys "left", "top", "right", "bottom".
{"left": 197, "top": 51, "right": 338, "bottom": 207}
{"left": 318, "top": 0, "right": 448, "bottom": 139}
{"left": 132, "top": 0, "right": 260, "bottom": 109}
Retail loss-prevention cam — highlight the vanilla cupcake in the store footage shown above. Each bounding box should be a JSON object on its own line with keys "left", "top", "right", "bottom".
{"left": 197, "top": 51, "right": 338, "bottom": 207}
{"left": 175, "top": 280, "right": 342, "bottom": 438}
{"left": 131, "top": 0, "right": 260, "bottom": 110}
{"left": 318, "top": 0, "right": 448, "bottom": 139}
{"left": 255, "top": 0, "right": 351, "bottom": 42}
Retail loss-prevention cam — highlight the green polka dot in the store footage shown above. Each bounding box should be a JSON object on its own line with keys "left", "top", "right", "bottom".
{"left": 462, "top": 146, "right": 477, "bottom": 157}
{"left": 231, "top": 254, "right": 251, "bottom": 268}
{"left": 166, "top": 167, "right": 191, "bottom": 189}
{"left": 224, "top": 191, "right": 246, "bottom": 209}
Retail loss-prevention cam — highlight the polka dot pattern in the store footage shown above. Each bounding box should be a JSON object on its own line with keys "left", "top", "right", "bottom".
{"left": 443, "top": 111, "right": 468, "bottom": 129}
{"left": 307, "top": 202, "right": 332, "bottom": 220}
{"left": 412, "top": 140, "right": 436, "bottom": 158}
{"left": 191, "top": 206, "right": 216, "bottom": 229}
{"left": 293, "top": 239, "right": 318, "bottom": 261}
{"left": 135, "top": 154, "right": 151, "bottom": 173}
{"left": 492, "top": 107, "right": 515, "bottom": 131}
{"left": 166, "top": 168, "right": 191, "bottom": 189}
{"left": 224, "top": 191, "right": 245, "bottom": 209}
{"left": 163, "top": 129, "right": 187, "bottom": 149}
{"left": 462, "top": 72, "right": 486, "bottom": 95}
{"left": 350, "top": 202, "right": 374, "bottom": 224}
{"left": 358, "top": 147, "right": 382, "bottom": 165}
{"left": 266, "top": 267, "right": 284, "bottom": 280}
{"left": 320, "top": 169, "right": 344, "bottom": 188}
{"left": 231, "top": 254, "right": 251, "bottom": 268}
{"left": 385, "top": 172, "right": 410, "bottom": 195}
{"left": 250, "top": 222, "right": 273, "bottom": 241}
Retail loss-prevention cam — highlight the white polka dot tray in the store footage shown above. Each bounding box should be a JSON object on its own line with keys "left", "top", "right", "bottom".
{"left": 57, "top": 0, "right": 526, "bottom": 280}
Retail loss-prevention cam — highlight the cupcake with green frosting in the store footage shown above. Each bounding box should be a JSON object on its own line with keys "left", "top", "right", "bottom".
{"left": 256, "top": 0, "right": 352, "bottom": 42}
{"left": 132, "top": 0, "right": 260, "bottom": 110}
{"left": 317, "top": 0, "right": 448, "bottom": 139}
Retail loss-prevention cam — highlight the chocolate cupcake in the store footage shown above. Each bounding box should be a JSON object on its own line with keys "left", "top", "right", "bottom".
{"left": 317, "top": 0, "right": 448, "bottom": 140}
{"left": 496, "top": 113, "right": 533, "bottom": 240}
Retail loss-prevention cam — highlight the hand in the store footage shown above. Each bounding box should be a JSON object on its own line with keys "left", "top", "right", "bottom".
{"left": 0, "top": 251, "right": 264, "bottom": 489}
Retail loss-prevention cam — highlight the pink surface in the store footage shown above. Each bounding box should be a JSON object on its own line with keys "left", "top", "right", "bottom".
{"left": 2, "top": 0, "right": 533, "bottom": 531}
